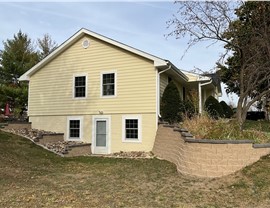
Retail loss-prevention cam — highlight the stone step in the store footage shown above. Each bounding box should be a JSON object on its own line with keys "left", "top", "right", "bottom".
{"left": 37, "top": 133, "right": 64, "bottom": 145}
{"left": 65, "top": 143, "right": 92, "bottom": 157}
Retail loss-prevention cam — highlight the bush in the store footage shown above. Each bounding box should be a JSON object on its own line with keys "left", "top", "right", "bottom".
{"left": 219, "top": 101, "right": 234, "bottom": 118}
{"left": 204, "top": 96, "right": 224, "bottom": 118}
{"left": 160, "top": 82, "right": 181, "bottom": 124}
{"left": 179, "top": 100, "right": 196, "bottom": 119}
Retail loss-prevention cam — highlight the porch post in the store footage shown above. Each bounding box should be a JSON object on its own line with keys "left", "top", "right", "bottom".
{"left": 198, "top": 82, "right": 202, "bottom": 114}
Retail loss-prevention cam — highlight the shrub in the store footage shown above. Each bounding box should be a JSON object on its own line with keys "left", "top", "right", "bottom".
{"left": 220, "top": 101, "right": 234, "bottom": 118}
{"left": 160, "top": 82, "right": 181, "bottom": 124}
{"left": 204, "top": 96, "right": 224, "bottom": 118}
{"left": 179, "top": 100, "right": 196, "bottom": 119}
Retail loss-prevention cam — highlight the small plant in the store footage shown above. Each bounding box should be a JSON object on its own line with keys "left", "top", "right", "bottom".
{"left": 179, "top": 100, "right": 196, "bottom": 119}
{"left": 186, "top": 89, "right": 199, "bottom": 114}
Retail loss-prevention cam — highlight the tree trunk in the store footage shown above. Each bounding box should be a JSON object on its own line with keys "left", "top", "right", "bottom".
{"left": 236, "top": 96, "right": 248, "bottom": 131}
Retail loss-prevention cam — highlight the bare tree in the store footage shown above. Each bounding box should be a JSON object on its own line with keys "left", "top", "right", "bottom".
{"left": 168, "top": 1, "right": 270, "bottom": 129}
{"left": 37, "top": 33, "right": 57, "bottom": 60}
{"left": 167, "top": 1, "right": 238, "bottom": 59}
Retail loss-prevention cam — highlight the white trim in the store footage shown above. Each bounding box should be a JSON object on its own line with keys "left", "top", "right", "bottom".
{"left": 73, "top": 73, "right": 88, "bottom": 99}
{"left": 19, "top": 28, "right": 167, "bottom": 81}
{"left": 100, "top": 71, "right": 117, "bottom": 98}
{"left": 155, "top": 70, "right": 158, "bottom": 131}
{"left": 92, "top": 115, "right": 111, "bottom": 154}
{"left": 122, "top": 115, "right": 142, "bottom": 143}
{"left": 67, "top": 116, "right": 83, "bottom": 141}
{"left": 157, "top": 65, "right": 171, "bottom": 118}
{"left": 198, "top": 79, "right": 212, "bottom": 114}
{"left": 27, "top": 81, "right": 31, "bottom": 116}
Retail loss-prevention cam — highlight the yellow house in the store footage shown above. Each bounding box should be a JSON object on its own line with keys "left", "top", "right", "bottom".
{"left": 19, "top": 28, "right": 221, "bottom": 154}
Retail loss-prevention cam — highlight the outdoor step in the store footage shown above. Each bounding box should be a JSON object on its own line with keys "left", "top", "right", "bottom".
{"left": 158, "top": 121, "right": 169, "bottom": 125}
{"left": 181, "top": 132, "right": 193, "bottom": 138}
{"left": 174, "top": 128, "right": 188, "bottom": 132}
{"left": 0, "top": 123, "right": 8, "bottom": 128}
{"left": 65, "top": 143, "right": 91, "bottom": 157}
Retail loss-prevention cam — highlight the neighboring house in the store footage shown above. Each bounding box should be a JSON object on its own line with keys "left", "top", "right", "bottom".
{"left": 19, "top": 28, "right": 221, "bottom": 154}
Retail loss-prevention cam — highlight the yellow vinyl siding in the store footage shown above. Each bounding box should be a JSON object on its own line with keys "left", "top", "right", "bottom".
{"left": 160, "top": 73, "right": 168, "bottom": 97}
{"left": 29, "top": 35, "right": 156, "bottom": 116}
{"left": 30, "top": 113, "right": 156, "bottom": 152}
{"left": 110, "top": 113, "right": 156, "bottom": 152}
{"left": 30, "top": 116, "right": 67, "bottom": 133}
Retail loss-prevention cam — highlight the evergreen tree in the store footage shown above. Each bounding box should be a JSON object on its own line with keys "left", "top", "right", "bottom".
{"left": 161, "top": 82, "right": 181, "bottom": 124}
{"left": 0, "top": 30, "right": 39, "bottom": 112}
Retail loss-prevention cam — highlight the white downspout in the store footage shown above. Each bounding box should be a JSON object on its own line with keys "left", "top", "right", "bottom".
{"left": 157, "top": 65, "right": 171, "bottom": 118}
{"left": 198, "top": 79, "right": 212, "bottom": 114}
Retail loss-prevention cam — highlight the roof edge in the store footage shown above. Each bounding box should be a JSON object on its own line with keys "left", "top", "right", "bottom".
{"left": 19, "top": 28, "right": 168, "bottom": 81}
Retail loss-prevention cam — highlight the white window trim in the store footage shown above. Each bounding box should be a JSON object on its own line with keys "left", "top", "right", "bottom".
{"left": 122, "top": 115, "right": 142, "bottom": 143}
{"left": 92, "top": 115, "right": 111, "bottom": 154}
{"left": 73, "top": 73, "right": 88, "bottom": 99}
{"left": 67, "top": 116, "right": 83, "bottom": 141}
{"left": 100, "top": 71, "right": 117, "bottom": 98}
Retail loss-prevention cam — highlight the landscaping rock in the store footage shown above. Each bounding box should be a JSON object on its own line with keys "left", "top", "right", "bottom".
{"left": 2, "top": 128, "right": 83, "bottom": 155}
{"left": 107, "top": 151, "right": 154, "bottom": 158}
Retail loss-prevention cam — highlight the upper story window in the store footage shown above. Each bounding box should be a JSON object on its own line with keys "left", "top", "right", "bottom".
{"left": 101, "top": 72, "right": 116, "bottom": 97}
{"left": 74, "top": 74, "right": 87, "bottom": 98}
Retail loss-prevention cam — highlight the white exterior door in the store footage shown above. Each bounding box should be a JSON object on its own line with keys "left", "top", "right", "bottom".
{"left": 92, "top": 116, "right": 110, "bottom": 154}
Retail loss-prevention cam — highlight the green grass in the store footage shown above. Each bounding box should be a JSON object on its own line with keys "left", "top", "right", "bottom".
{"left": 243, "top": 120, "right": 270, "bottom": 132}
{"left": 1, "top": 130, "right": 270, "bottom": 207}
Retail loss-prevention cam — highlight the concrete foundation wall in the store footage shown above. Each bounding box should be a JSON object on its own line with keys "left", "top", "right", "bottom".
{"left": 153, "top": 124, "right": 270, "bottom": 178}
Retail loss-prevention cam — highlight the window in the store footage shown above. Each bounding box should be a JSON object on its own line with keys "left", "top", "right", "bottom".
{"left": 168, "top": 76, "right": 172, "bottom": 83}
{"left": 122, "top": 115, "right": 142, "bottom": 142}
{"left": 69, "top": 120, "right": 80, "bottom": 138}
{"left": 125, "top": 119, "right": 138, "bottom": 139}
{"left": 74, "top": 75, "right": 86, "bottom": 98}
{"left": 101, "top": 72, "right": 116, "bottom": 97}
{"left": 67, "top": 117, "right": 83, "bottom": 140}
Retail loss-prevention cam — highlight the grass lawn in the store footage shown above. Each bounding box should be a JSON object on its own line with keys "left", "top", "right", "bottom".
{"left": 1, "top": 130, "right": 270, "bottom": 208}
{"left": 243, "top": 120, "right": 270, "bottom": 132}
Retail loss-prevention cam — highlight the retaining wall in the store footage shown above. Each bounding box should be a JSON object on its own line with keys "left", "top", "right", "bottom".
{"left": 66, "top": 144, "right": 92, "bottom": 157}
{"left": 37, "top": 134, "right": 64, "bottom": 145}
{"left": 152, "top": 124, "right": 270, "bottom": 178}
{"left": 3, "top": 122, "right": 32, "bottom": 130}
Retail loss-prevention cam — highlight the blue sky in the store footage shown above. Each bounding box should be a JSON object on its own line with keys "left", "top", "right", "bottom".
{"left": 0, "top": 1, "right": 237, "bottom": 105}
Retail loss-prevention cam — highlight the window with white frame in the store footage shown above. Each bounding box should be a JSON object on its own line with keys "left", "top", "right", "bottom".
{"left": 74, "top": 75, "right": 86, "bottom": 98}
{"left": 102, "top": 72, "right": 116, "bottom": 96}
{"left": 68, "top": 117, "right": 83, "bottom": 140}
{"left": 122, "top": 115, "right": 142, "bottom": 142}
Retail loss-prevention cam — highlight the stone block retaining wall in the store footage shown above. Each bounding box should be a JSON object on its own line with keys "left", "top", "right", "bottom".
{"left": 153, "top": 124, "right": 270, "bottom": 178}
{"left": 3, "top": 122, "right": 32, "bottom": 130}
{"left": 38, "top": 134, "right": 64, "bottom": 145}
{"left": 66, "top": 144, "right": 92, "bottom": 157}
